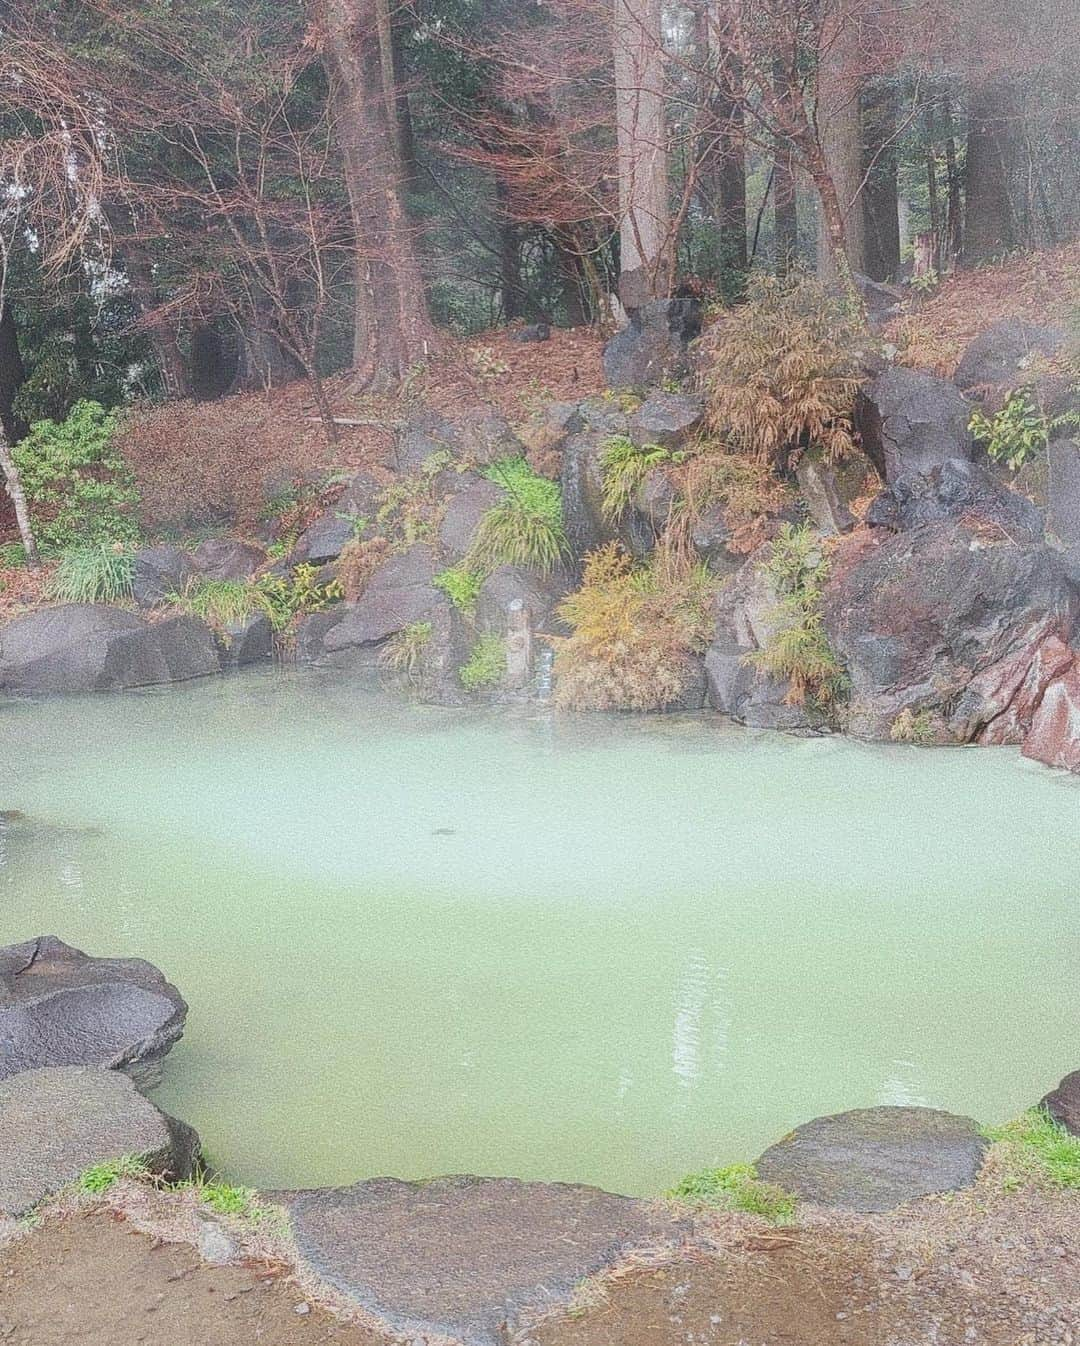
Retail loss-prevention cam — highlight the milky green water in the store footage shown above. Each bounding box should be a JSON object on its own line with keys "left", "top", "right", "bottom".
{"left": 1, "top": 667, "right": 1078, "bottom": 1196}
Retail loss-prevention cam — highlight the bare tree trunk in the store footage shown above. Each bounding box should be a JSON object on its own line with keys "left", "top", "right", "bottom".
{"left": 0, "top": 429, "right": 40, "bottom": 569}
{"left": 963, "top": 80, "right": 1019, "bottom": 266}
{"left": 816, "top": 6, "right": 867, "bottom": 282}
{"left": 861, "top": 82, "right": 900, "bottom": 282}
{"left": 313, "top": 0, "right": 434, "bottom": 389}
{"left": 613, "top": 0, "right": 671, "bottom": 307}
{"left": 772, "top": 62, "right": 798, "bottom": 276}
{"left": 941, "top": 98, "right": 963, "bottom": 267}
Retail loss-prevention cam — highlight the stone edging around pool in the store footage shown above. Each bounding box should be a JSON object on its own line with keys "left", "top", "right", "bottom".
{"left": 3, "top": 934, "right": 1079, "bottom": 1345}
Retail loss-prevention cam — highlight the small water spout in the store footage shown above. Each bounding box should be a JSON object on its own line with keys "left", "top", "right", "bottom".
{"left": 534, "top": 646, "right": 555, "bottom": 701}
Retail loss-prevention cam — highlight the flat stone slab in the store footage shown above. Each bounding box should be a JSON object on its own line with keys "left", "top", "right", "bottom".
{"left": 0, "top": 1066, "right": 199, "bottom": 1217}
{"left": 281, "top": 1175, "right": 687, "bottom": 1345}
{"left": 1041, "top": 1071, "right": 1080, "bottom": 1134}
{"left": 0, "top": 936, "right": 187, "bottom": 1088}
{"left": 756, "top": 1106, "right": 988, "bottom": 1213}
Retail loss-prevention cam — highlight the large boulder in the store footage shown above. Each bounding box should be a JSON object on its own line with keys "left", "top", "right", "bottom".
{"left": 756, "top": 1106, "right": 987, "bottom": 1213}
{"left": 866, "top": 457, "right": 1044, "bottom": 542}
{"left": 280, "top": 1175, "right": 687, "bottom": 1346}
{"left": 954, "top": 318, "right": 1065, "bottom": 397}
{"left": 603, "top": 298, "right": 702, "bottom": 389}
{"left": 1047, "top": 437, "right": 1080, "bottom": 552}
{"left": 0, "top": 606, "right": 220, "bottom": 694}
{"left": 132, "top": 546, "right": 195, "bottom": 608}
{"left": 191, "top": 538, "right": 266, "bottom": 581}
{"left": 855, "top": 367, "right": 974, "bottom": 483}
{"left": 0, "top": 1067, "right": 199, "bottom": 1217}
{"left": 823, "top": 523, "right": 1076, "bottom": 740}
{"left": 323, "top": 544, "right": 443, "bottom": 653}
{"left": 291, "top": 512, "right": 355, "bottom": 567}
{"left": 215, "top": 613, "right": 274, "bottom": 670}
{"left": 393, "top": 410, "right": 459, "bottom": 474}
{"left": 455, "top": 406, "right": 525, "bottom": 466}
{"left": 629, "top": 392, "right": 704, "bottom": 450}
{"left": 476, "top": 565, "right": 567, "bottom": 637}
{"left": 560, "top": 431, "right": 655, "bottom": 563}
{"left": 0, "top": 936, "right": 187, "bottom": 1088}
{"left": 1040, "top": 1071, "right": 1080, "bottom": 1134}
{"left": 438, "top": 477, "right": 506, "bottom": 560}
{"left": 1022, "top": 658, "right": 1080, "bottom": 772}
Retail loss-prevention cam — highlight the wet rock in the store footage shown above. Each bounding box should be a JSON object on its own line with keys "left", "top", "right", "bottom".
{"left": 0, "top": 606, "right": 220, "bottom": 694}
{"left": 690, "top": 504, "right": 740, "bottom": 574}
{"left": 629, "top": 393, "right": 704, "bottom": 450}
{"left": 1047, "top": 437, "right": 1080, "bottom": 552}
{"left": 866, "top": 458, "right": 1044, "bottom": 542}
{"left": 1022, "top": 659, "right": 1080, "bottom": 772}
{"left": 324, "top": 545, "right": 442, "bottom": 652}
{"left": 0, "top": 936, "right": 188, "bottom": 1088}
{"left": 855, "top": 368, "right": 974, "bottom": 483}
{"left": 603, "top": 299, "right": 702, "bottom": 390}
{"left": 394, "top": 411, "right": 459, "bottom": 475}
{"left": 293, "top": 609, "right": 350, "bottom": 664}
{"left": 280, "top": 1175, "right": 687, "bottom": 1346}
{"left": 518, "top": 401, "right": 584, "bottom": 460}
{"left": 215, "top": 613, "right": 274, "bottom": 670}
{"left": 336, "top": 470, "right": 384, "bottom": 520}
{"left": 954, "top": 633, "right": 1075, "bottom": 746}
{"left": 291, "top": 513, "right": 356, "bottom": 567}
{"left": 854, "top": 273, "right": 905, "bottom": 326}
{"left": 132, "top": 546, "right": 195, "bottom": 608}
{"left": 796, "top": 458, "right": 855, "bottom": 536}
{"left": 756, "top": 1106, "right": 987, "bottom": 1213}
{"left": 560, "top": 431, "right": 654, "bottom": 563}
{"left": 822, "top": 522, "right": 1076, "bottom": 740}
{"left": 438, "top": 478, "right": 506, "bottom": 560}
{"left": 191, "top": 539, "right": 266, "bottom": 582}
{"left": 456, "top": 407, "right": 525, "bottom": 467}
{"left": 954, "top": 318, "right": 1065, "bottom": 397}
{"left": 633, "top": 467, "right": 678, "bottom": 530}
{"left": 0, "top": 1066, "right": 199, "bottom": 1218}
{"left": 1040, "top": 1071, "right": 1080, "bottom": 1134}
{"left": 476, "top": 566, "right": 567, "bottom": 637}
{"left": 410, "top": 604, "right": 473, "bottom": 707}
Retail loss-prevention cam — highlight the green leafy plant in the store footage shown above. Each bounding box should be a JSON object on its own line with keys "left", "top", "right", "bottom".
{"left": 13, "top": 400, "right": 141, "bottom": 552}
{"left": 381, "top": 620, "right": 433, "bottom": 681}
{"left": 969, "top": 389, "right": 1048, "bottom": 472}
{"left": 669, "top": 1163, "right": 797, "bottom": 1224}
{"left": 600, "top": 435, "right": 677, "bottom": 522}
{"left": 983, "top": 1109, "right": 1080, "bottom": 1192}
{"left": 77, "top": 1157, "right": 150, "bottom": 1195}
{"left": 47, "top": 543, "right": 135, "bottom": 605}
{"left": 466, "top": 456, "right": 569, "bottom": 576}
{"left": 459, "top": 633, "right": 506, "bottom": 690}
{"left": 434, "top": 564, "right": 483, "bottom": 616}
{"left": 0, "top": 542, "right": 27, "bottom": 569}
{"left": 377, "top": 449, "right": 456, "bottom": 546}
{"left": 908, "top": 269, "right": 940, "bottom": 295}
{"left": 746, "top": 524, "right": 848, "bottom": 711}
{"left": 189, "top": 1179, "right": 258, "bottom": 1217}
{"left": 176, "top": 565, "right": 342, "bottom": 638}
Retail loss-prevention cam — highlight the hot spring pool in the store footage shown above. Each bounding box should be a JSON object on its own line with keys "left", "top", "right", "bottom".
{"left": 1, "top": 667, "right": 1077, "bottom": 1195}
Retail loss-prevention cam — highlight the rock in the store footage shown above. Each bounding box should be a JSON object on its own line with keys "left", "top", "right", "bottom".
{"left": 513, "top": 322, "right": 551, "bottom": 343}
{"left": 215, "top": 613, "right": 274, "bottom": 669}
{"left": 1040, "top": 1071, "right": 1080, "bottom": 1134}
{"left": 438, "top": 478, "right": 506, "bottom": 560}
{"left": 796, "top": 457, "right": 856, "bottom": 536}
{"left": 394, "top": 411, "right": 460, "bottom": 475}
{"left": 197, "top": 1219, "right": 240, "bottom": 1267}
{"left": 291, "top": 512, "right": 356, "bottom": 567}
{"left": 1047, "top": 437, "right": 1080, "bottom": 552}
{"left": 690, "top": 504, "right": 740, "bottom": 574}
{"left": 293, "top": 609, "right": 350, "bottom": 664}
{"left": 866, "top": 458, "right": 1044, "bottom": 542}
{"left": 756, "top": 1106, "right": 987, "bottom": 1213}
{"left": 560, "top": 431, "right": 654, "bottom": 563}
{"left": 0, "top": 606, "right": 220, "bottom": 694}
{"left": 0, "top": 936, "right": 188, "bottom": 1088}
{"left": 132, "top": 546, "right": 195, "bottom": 608}
{"left": 823, "top": 522, "right": 1076, "bottom": 740}
{"left": 336, "top": 470, "right": 384, "bottom": 520}
{"left": 629, "top": 393, "right": 704, "bottom": 450}
{"left": 280, "top": 1175, "right": 687, "bottom": 1346}
{"left": 324, "top": 545, "right": 442, "bottom": 652}
{"left": 955, "top": 633, "right": 1075, "bottom": 746}
{"left": 410, "top": 604, "right": 474, "bottom": 707}
{"left": 854, "top": 273, "right": 905, "bottom": 326}
{"left": 576, "top": 397, "right": 631, "bottom": 438}
{"left": 0, "top": 1066, "right": 199, "bottom": 1218}
{"left": 602, "top": 299, "right": 702, "bottom": 390}
{"left": 191, "top": 539, "right": 266, "bottom": 581}
{"left": 1022, "top": 658, "right": 1080, "bottom": 772}
{"left": 518, "top": 401, "right": 584, "bottom": 460}
{"left": 855, "top": 367, "right": 974, "bottom": 483}
{"left": 634, "top": 468, "right": 678, "bottom": 530}
{"left": 954, "top": 318, "right": 1065, "bottom": 396}
{"left": 456, "top": 407, "right": 525, "bottom": 467}
{"left": 476, "top": 566, "right": 568, "bottom": 637}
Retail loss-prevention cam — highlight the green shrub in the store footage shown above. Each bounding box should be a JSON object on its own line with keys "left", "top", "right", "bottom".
{"left": 969, "top": 389, "right": 1048, "bottom": 472}
{"left": 13, "top": 400, "right": 140, "bottom": 552}
{"left": 669, "top": 1163, "right": 797, "bottom": 1223}
{"left": 48, "top": 543, "right": 135, "bottom": 605}
{"left": 434, "top": 564, "right": 483, "bottom": 616}
{"left": 983, "top": 1109, "right": 1080, "bottom": 1191}
{"left": 176, "top": 578, "right": 263, "bottom": 631}
{"left": 600, "top": 435, "right": 677, "bottom": 523}
{"left": 175, "top": 565, "right": 342, "bottom": 637}
{"left": 746, "top": 524, "right": 847, "bottom": 711}
{"left": 459, "top": 633, "right": 506, "bottom": 690}
{"left": 466, "top": 457, "right": 568, "bottom": 576}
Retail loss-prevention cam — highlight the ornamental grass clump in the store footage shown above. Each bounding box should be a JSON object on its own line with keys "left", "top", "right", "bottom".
{"left": 600, "top": 435, "right": 677, "bottom": 523}
{"left": 466, "top": 456, "right": 568, "bottom": 576}
{"left": 700, "top": 272, "right": 866, "bottom": 468}
{"left": 48, "top": 542, "right": 135, "bottom": 604}
{"left": 550, "top": 544, "right": 716, "bottom": 712}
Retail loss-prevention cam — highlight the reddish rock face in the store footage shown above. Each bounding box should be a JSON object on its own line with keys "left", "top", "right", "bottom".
{"left": 1022, "top": 659, "right": 1080, "bottom": 773}
{"left": 970, "top": 635, "right": 1076, "bottom": 746}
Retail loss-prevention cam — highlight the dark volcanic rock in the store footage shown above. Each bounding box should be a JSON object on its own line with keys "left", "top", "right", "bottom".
{"left": 0, "top": 606, "right": 219, "bottom": 694}
{"left": 1047, "top": 437, "right": 1080, "bottom": 552}
{"left": 0, "top": 936, "right": 187, "bottom": 1088}
{"left": 323, "top": 544, "right": 442, "bottom": 652}
{"left": 854, "top": 273, "right": 905, "bottom": 326}
{"left": 855, "top": 367, "right": 974, "bottom": 483}
{"left": 629, "top": 392, "right": 704, "bottom": 450}
{"left": 756, "top": 1107, "right": 988, "bottom": 1213}
{"left": 866, "top": 458, "right": 1044, "bottom": 542}
{"left": 796, "top": 457, "right": 856, "bottom": 536}
{"left": 132, "top": 546, "right": 195, "bottom": 608}
{"left": 191, "top": 538, "right": 266, "bottom": 581}
{"left": 823, "top": 523, "right": 1076, "bottom": 740}
{"left": 281, "top": 1175, "right": 687, "bottom": 1346}
{"left": 438, "top": 478, "right": 506, "bottom": 560}
{"left": 603, "top": 299, "right": 702, "bottom": 389}
{"left": 393, "top": 410, "right": 459, "bottom": 474}
{"left": 455, "top": 406, "right": 525, "bottom": 466}
{"left": 560, "top": 431, "right": 654, "bottom": 563}
{"left": 1040, "top": 1071, "right": 1080, "bottom": 1134}
{"left": 513, "top": 322, "right": 551, "bottom": 343}
{"left": 476, "top": 565, "right": 567, "bottom": 636}
{"left": 291, "top": 512, "right": 355, "bottom": 566}
{"left": 0, "top": 1067, "right": 199, "bottom": 1217}
{"left": 954, "top": 318, "right": 1065, "bottom": 395}
{"left": 215, "top": 613, "right": 274, "bottom": 669}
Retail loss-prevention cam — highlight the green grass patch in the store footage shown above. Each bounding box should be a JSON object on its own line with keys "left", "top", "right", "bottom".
{"left": 599, "top": 435, "right": 677, "bottom": 522}
{"left": 983, "top": 1109, "right": 1080, "bottom": 1191}
{"left": 459, "top": 632, "right": 506, "bottom": 691}
{"left": 668, "top": 1163, "right": 797, "bottom": 1223}
{"left": 434, "top": 564, "right": 483, "bottom": 616}
{"left": 77, "top": 1157, "right": 151, "bottom": 1195}
{"left": 48, "top": 543, "right": 135, "bottom": 605}
{"left": 466, "top": 457, "right": 568, "bottom": 576}
{"left": 0, "top": 541, "right": 26, "bottom": 569}
{"left": 180, "top": 1177, "right": 259, "bottom": 1217}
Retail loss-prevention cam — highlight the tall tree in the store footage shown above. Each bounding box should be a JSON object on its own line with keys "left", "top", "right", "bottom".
{"left": 962, "top": 81, "right": 1019, "bottom": 265}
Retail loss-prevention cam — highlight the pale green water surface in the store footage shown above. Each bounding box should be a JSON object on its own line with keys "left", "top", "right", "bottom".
{"left": 1, "top": 667, "right": 1078, "bottom": 1195}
